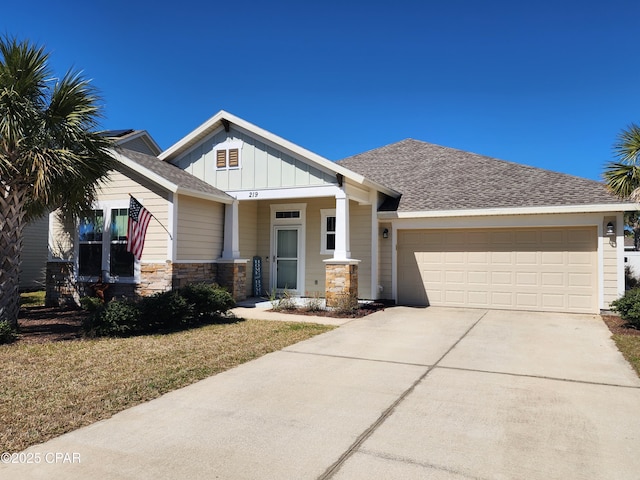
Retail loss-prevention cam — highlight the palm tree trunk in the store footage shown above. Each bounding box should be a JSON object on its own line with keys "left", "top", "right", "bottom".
{"left": 0, "top": 182, "right": 27, "bottom": 328}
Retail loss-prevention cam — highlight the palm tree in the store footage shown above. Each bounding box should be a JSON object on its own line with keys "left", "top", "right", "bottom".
{"left": 604, "top": 123, "right": 640, "bottom": 249}
{"left": 0, "top": 37, "right": 115, "bottom": 328}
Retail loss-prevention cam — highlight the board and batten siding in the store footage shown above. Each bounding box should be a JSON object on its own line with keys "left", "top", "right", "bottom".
{"left": 176, "top": 196, "right": 224, "bottom": 261}
{"left": 172, "top": 126, "right": 336, "bottom": 191}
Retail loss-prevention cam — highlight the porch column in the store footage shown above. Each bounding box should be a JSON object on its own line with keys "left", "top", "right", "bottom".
{"left": 333, "top": 190, "right": 351, "bottom": 260}
{"left": 218, "top": 199, "right": 248, "bottom": 301}
{"left": 222, "top": 200, "right": 240, "bottom": 259}
{"left": 325, "top": 189, "right": 359, "bottom": 307}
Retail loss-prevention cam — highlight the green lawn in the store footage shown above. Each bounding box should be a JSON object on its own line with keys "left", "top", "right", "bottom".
{"left": 19, "top": 290, "right": 45, "bottom": 307}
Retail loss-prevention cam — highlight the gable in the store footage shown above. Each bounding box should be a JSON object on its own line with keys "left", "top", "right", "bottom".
{"left": 170, "top": 125, "right": 338, "bottom": 191}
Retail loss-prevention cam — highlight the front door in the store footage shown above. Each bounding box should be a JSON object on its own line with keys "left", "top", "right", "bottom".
{"left": 274, "top": 226, "right": 300, "bottom": 291}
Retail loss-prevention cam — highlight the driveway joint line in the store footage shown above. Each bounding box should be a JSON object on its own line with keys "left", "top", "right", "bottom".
{"left": 281, "top": 349, "right": 432, "bottom": 368}
{"left": 317, "top": 310, "right": 489, "bottom": 480}
{"left": 358, "top": 448, "right": 489, "bottom": 480}
{"left": 436, "top": 365, "right": 640, "bottom": 389}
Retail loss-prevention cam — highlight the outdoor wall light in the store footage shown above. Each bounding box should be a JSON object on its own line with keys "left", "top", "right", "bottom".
{"left": 382, "top": 228, "right": 389, "bottom": 239}
{"left": 606, "top": 221, "right": 615, "bottom": 236}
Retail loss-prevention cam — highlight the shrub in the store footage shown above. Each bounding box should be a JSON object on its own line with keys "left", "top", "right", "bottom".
{"left": 333, "top": 293, "right": 359, "bottom": 316}
{"left": 271, "top": 289, "right": 297, "bottom": 311}
{"left": 303, "top": 292, "right": 324, "bottom": 312}
{"left": 87, "top": 299, "right": 141, "bottom": 337}
{"left": 0, "top": 320, "right": 17, "bottom": 344}
{"left": 180, "top": 283, "right": 235, "bottom": 322}
{"left": 139, "top": 290, "right": 194, "bottom": 331}
{"left": 80, "top": 296, "right": 103, "bottom": 312}
{"left": 610, "top": 288, "right": 640, "bottom": 327}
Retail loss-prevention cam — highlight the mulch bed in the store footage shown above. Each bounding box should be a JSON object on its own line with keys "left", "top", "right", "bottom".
{"left": 16, "top": 307, "right": 88, "bottom": 344}
{"left": 14, "top": 304, "right": 637, "bottom": 344}
{"left": 601, "top": 314, "right": 640, "bottom": 337}
{"left": 269, "top": 301, "right": 388, "bottom": 318}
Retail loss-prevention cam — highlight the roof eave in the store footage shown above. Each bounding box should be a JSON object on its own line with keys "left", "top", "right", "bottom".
{"left": 378, "top": 203, "right": 638, "bottom": 219}
{"left": 112, "top": 150, "right": 233, "bottom": 204}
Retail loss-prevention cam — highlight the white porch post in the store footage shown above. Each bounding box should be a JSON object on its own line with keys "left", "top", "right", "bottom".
{"left": 333, "top": 189, "right": 351, "bottom": 260}
{"left": 222, "top": 200, "right": 240, "bottom": 259}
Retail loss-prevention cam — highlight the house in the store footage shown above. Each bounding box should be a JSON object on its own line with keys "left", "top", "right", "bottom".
{"left": 20, "top": 130, "right": 162, "bottom": 291}
{"left": 47, "top": 111, "right": 635, "bottom": 313}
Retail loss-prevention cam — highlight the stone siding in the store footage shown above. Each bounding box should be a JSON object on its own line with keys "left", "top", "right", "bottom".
{"left": 217, "top": 262, "right": 248, "bottom": 301}
{"left": 325, "top": 262, "right": 358, "bottom": 308}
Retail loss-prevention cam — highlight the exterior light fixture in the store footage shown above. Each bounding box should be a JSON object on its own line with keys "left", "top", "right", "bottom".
{"left": 382, "top": 228, "right": 389, "bottom": 239}
{"left": 606, "top": 221, "right": 615, "bottom": 236}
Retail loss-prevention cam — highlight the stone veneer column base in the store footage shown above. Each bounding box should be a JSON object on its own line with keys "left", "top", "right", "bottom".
{"left": 324, "top": 259, "right": 360, "bottom": 308}
{"left": 46, "top": 261, "right": 78, "bottom": 307}
{"left": 215, "top": 259, "right": 249, "bottom": 302}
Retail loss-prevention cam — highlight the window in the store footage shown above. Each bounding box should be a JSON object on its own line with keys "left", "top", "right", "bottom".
{"left": 214, "top": 140, "right": 243, "bottom": 170}
{"left": 276, "top": 211, "right": 301, "bottom": 219}
{"left": 78, "top": 210, "right": 104, "bottom": 276}
{"left": 110, "top": 208, "right": 135, "bottom": 277}
{"left": 320, "top": 209, "right": 336, "bottom": 254}
{"left": 78, "top": 205, "right": 135, "bottom": 281}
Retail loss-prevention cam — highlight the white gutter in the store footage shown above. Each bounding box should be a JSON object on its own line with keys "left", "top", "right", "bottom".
{"left": 378, "top": 203, "right": 638, "bottom": 219}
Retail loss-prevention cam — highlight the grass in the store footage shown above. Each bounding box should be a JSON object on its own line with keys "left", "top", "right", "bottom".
{"left": 612, "top": 334, "right": 640, "bottom": 377}
{"left": 0, "top": 319, "right": 334, "bottom": 453}
{"left": 19, "top": 290, "right": 45, "bottom": 307}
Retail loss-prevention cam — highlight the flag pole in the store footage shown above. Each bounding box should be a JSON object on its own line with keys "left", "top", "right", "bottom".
{"left": 128, "top": 193, "right": 173, "bottom": 240}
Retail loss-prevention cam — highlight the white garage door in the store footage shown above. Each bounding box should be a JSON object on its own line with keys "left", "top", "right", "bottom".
{"left": 397, "top": 227, "right": 598, "bottom": 313}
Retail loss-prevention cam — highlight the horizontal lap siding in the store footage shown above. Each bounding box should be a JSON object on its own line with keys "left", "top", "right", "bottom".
{"left": 378, "top": 222, "right": 393, "bottom": 300}
{"left": 349, "top": 202, "right": 372, "bottom": 299}
{"left": 176, "top": 196, "right": 224, "bottom": 261}
{"left": 239, "top": 201, "right": 258, "bottom": 294}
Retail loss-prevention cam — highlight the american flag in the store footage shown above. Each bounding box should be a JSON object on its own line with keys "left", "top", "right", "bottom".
{"left": 127, "top": 196, "right": 152, "bottom": 261}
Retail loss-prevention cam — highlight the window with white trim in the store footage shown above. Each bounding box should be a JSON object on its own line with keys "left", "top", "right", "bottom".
{"left": 214, "top": 140, "right": 243, "bottom": 170}
{"left": 78, "top": 205, "right": 135, "bottom": 280}
{"left": 320, "top": 209, "right": 336, "bottom": 254}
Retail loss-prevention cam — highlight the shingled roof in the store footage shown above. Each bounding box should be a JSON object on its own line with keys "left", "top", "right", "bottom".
{"left": 337, "top": 139, "right": 621, "bottom": 212}
{"left": 116, "top": 148, "right": 232, "bottom": 202}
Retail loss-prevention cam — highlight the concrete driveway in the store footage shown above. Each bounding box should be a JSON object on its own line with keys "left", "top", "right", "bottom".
{"left": 2, "top": 307, "right": 639, "bottom": 479}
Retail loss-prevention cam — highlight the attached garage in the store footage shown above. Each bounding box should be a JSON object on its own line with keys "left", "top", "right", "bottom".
{"left": 397, "top": 227, "right": 598, "bottom": 313}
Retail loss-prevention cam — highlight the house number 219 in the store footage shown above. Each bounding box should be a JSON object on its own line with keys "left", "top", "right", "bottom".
{"left": 249, "top": 191, "right": 259, "bottom": 198}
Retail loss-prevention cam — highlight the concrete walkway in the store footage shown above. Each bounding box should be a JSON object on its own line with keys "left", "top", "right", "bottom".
{"left": 2, "top": 307, "right": 639, "bottom": 479}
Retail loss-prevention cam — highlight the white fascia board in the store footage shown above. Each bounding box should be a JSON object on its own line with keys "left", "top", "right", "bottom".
{"left": 175, "top": 187, "right": 234, "bottom": 204}
{"left": 113, "top": 150, "right": 178, "bottom": 193}
{"left": 378, "top": 203, "right": 638, "bottom": 219}
{"left": 158, "top": 110, "right": 400, "bottom": 198}
{"left": 227, "top": 185, "right": 342, "bottom": 201}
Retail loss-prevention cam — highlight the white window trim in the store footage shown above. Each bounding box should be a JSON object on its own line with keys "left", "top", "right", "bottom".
{"left": 75, "top": 200, "right": 141, "bottom": 284}
{"left": 214, "top": 139, "right": 243, "bottom": 170}
{"left": 320, "top": 208, "right": 336, "bottom": 255}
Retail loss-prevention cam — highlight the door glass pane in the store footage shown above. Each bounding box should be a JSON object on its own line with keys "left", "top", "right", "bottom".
{"left": 277, "top": 260, "right": 297, "bottom": 289}
{"left": 277, "top": 229, "right": 298, "bottom": 258}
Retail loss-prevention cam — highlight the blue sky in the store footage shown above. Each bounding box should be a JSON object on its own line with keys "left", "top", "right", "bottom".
{"left": 5, "top": 0, "right": 640, "bottom": 181}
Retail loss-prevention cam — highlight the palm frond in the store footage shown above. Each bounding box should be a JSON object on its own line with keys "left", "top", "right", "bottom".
{"left": 614, "top": 123, "right": 640, "bottom": 165}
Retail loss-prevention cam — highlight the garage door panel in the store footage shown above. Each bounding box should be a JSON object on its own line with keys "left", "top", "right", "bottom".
{"left": 397, "top": 227, "right": 597, "bottom": 313}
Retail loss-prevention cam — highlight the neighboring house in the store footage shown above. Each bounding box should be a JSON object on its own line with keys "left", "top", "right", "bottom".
{"left": 47, "top": 111, "right": 635, "bottom": 313}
